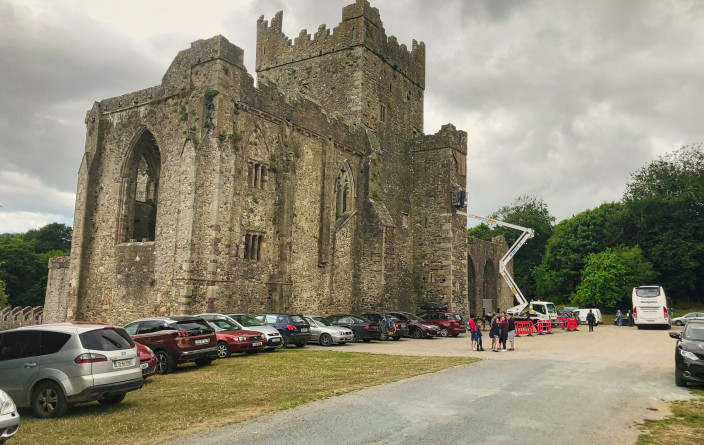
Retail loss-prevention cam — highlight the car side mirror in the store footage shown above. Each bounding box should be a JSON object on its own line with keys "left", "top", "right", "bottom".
{"left": 669, "top": 332, "right": 681, "bottom": 339}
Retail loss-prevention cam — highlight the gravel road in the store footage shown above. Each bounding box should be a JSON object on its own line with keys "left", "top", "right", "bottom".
{"left": 167, "top": 325, "right": 689, "bottom": 445}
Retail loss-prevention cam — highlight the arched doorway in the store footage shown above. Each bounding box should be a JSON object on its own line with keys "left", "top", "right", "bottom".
{"left": 118, "top": 129, "right": 161, "bottom": 243}
{"left": 483, "top": 260, "right": 498, "bottom": 312}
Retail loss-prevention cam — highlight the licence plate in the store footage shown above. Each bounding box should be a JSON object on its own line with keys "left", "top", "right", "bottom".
{"left": 195, "top": 339, "right": 209, "bottom": 345}
{"left": 113, "top": 359, "right": 133, "bottom": 368}
{"left": 140, "top": 363, "right": 148, "bottom": 370}
{"left": 252, "top": 342, "right": 262, "bottom": 347}
{"left": 301, "top": 328, "right": 309, "bottom": 332}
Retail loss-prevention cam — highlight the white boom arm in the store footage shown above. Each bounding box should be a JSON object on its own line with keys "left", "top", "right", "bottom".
{"left": 457, "top": 212, "right": 535, "bottom": 315}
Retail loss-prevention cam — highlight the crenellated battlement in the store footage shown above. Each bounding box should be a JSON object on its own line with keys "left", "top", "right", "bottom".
{"left": 256, "top": 0, "right": 425, "bottom": 88}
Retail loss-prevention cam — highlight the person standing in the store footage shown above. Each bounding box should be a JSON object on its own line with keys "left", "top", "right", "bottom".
{"left": 507, "top": 314, "right": 516, "bottom": 350}
{"left": 467, "top": 314, "right": 478, "bottom": 351}
{"left": 475, "top": 316, "right": 485, "bottom": 351}
{"left": 616, "top": 310, "right": 623, "bottom": 327}
{"left": 627, "top": 310, "right": 634, "bottom": 327}
{"left": 499, "top": 312, "right": 509, "bottom": 351}
{"left": 490, "top": 316, "right": 500, "bottom": 352}
{"left": 586, "top": 310, "right": 596, "bottom": 332}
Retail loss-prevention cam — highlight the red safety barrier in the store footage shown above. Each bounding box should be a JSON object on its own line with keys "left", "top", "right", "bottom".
{"left": 566, "top": 317, "right": 579, "bottom": 331}
{"left": 514, "top": 321, "right": 532, "bottom": 336}
{"left": 556, "top": 316, "right": 568, "bottom": 329}
{"left": 536, "top": 320, "right": 553, "bottom": 334}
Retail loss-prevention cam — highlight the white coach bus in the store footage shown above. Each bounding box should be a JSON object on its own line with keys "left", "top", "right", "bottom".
{"left": 632, "top": 285, "right": 672, "bottom": 329}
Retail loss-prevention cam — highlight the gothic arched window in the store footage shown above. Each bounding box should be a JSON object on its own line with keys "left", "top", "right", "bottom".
{"left": 118, "top": 129, "right": 161, "bottom": 243}
{"left": 335, "top": 162, "right": 355, "bottom": 219}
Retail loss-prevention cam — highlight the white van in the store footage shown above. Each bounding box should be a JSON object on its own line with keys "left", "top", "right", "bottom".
{"left": 573, "top": 309, "right": 602, "bottom": 325}
{"left": 632, "top": 285, "right": 671, "bottom": 329}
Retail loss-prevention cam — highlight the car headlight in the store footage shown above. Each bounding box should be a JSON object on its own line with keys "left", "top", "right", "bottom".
{"left": 0, "top": 390, "right": 16, "bottom": 415}
{"left": 680, "top": 349, "right": 699, "bottom": 361}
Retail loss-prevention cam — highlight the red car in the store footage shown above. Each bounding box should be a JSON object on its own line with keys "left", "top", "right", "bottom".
{"left": 135, "top": 341, "right": 157, "bottom": 379}
{"left": 416, "top": 311, "right": 466, "bottom": 337}
{"left": 203, "top": 318, "right": 265, "bottom": 358}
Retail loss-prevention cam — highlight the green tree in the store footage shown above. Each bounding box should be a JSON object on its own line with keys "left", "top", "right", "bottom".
{"left": 23, "top": 223, "right": 72, "bottom": 253}
{"left": 533, "top": 202, "right": 624, "bottom": 304}
{"left": 620, "top": 144, "right": 704, "bottom": 303}
{"left": 467, "top": 223, "right": 493, "bottom": 241}
{"left": 571, "top": 246, "right": 658, "bottom": 309}
{"left": 0, "top": 261, "right": 8, "bottom": 308}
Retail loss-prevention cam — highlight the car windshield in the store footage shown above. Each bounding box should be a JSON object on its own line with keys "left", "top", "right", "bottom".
{"left": 684, "top": 324, "right": 704, "bottom": 341}
{"left": 206, "top": 319, "right": 240, "bottom": 332}
{"left": 80, "top": 328, "right": 134, "bottom": 351}
{"left": 173, "top": 319, "right": 212, "bottom": 335}
{"left": 231, "top": 315, "right": 266, "bottom": 327}
{"left": 354, "top": 315, "right": 373, "bottom": 324}
{"left": 636, "top": 287, "right": 660, "bottom": 297}
{"left": 547, "top": 305, "right": 557, "bottom": 314}
{"left": 290, "top": 315, "right": 306, "bottom": 323}
{"left": 312, "top": 317, "right": 332, "bottom": 326}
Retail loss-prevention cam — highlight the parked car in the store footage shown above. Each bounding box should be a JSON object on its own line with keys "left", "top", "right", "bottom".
{"left": 388, "top": 311, "right": 440, "bottom": 339}
{"left": 669, "top": 319, "right": 704, "bottom": 386}
{"left": 254, "top": 314, "right": 312, "bottom": 348}
{"left": 303, "top": 316, "right": 354, "bottom": 346}
{"left": 0, "top": 389, "right": 19, "bottom": 444}
{"left": 672, "top": 312, "right": 704, "bottom": 326}
{"left": 573, "top": 309, "right": 603, "bottom": 325}
{"left": 124, "top": 316, "right": 219, "bottom": 374}
{"left": 0, "top": 322, "right": 143, "bottom": 418}
{"left": 134, "top": 342, "right": 157, "bottom": 379}
{"left": 201, "top": 313, "right": 283, "bottom": 350}
{"left": 361, "top": 313, "right": 408, "bottom": 340}
{"left": 416, "top": 311, "right": 466, "bottom": 337}
{"left": 325, "top": 314, "right": 381, "bottom": 343}
{"left": 202, "top": 318, "right": 265, "bottom": 358}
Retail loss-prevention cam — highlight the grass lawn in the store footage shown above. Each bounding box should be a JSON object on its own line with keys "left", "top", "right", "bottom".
{"left": 13, "top": 350, "right": 476, "bottom": 445}
{"left": 637, "top": 388, "right": 704, "bottom": 444}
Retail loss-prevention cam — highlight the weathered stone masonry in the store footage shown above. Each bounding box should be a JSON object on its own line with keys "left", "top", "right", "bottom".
{"left": 44, "top": 0, "right": 513, "bottom": 324}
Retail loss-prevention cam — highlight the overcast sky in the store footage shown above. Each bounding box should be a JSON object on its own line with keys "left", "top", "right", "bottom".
{"left": 1, "top": 0, "right": 702, "bottom": 233}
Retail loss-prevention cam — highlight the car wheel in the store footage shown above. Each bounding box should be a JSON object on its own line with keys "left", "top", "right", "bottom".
{"left": 295, "top": 343, "right": 306, "bottom": 348}
{"left": 217, "top": 341, "right": 231, "bottom": 359}
{"left": 379, "top": 331, "right": 389, "bottom": 341}
{"left": 32, "top": 381, "right": 68, "bottom": 419}
{"left": 676, "top": 371, "right": 688, "bottom": 387}
{"left": 195, "top": 358, "right": 213, "bottom": 366}
{"left": 439, "top": 328, "right": 450, "bottom": 337}
{"left": 675, "top": 320, "right": 683, "bottom": 326}
{"left": 155, "top": 350, "right": 174, "bottom": 375}
{"left": 98, "top": 393, "right": 126, "bottom": 406}
{"left": 412, "top": 328, "right": 424, "bottom": 339}
{"left": 319, "top": 333, "right": 333, "bottom": 346}
{"left": 353, "top": 332, "right": 361, "bottom": 343}
{"left": 279, "top": 335, "right": 289, "bottom": 349}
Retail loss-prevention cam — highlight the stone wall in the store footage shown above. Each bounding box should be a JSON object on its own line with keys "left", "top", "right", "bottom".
{"left": 0, "top": 306, "right": 43, "bottom": 331}
{"left": 44, "top": 256, "right": 70, "bottom": 323}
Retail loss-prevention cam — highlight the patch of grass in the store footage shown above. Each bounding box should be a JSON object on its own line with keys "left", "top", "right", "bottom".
{"left": 14, "top": 351, "right": 475, "bottom": 445}
{"left": 637, "top": 388, "right": 704, "bottom": 444}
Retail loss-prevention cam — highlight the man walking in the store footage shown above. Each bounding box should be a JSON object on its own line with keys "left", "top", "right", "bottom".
{"left": 586, "top": 310, "right": 596, "bottom": 332}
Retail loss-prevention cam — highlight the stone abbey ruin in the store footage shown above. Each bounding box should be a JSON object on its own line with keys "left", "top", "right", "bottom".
{"left": 44, "top": 0, "right": 512, "bottom": 324}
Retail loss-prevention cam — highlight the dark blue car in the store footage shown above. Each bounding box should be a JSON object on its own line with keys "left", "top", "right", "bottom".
{"left": 254, "top": 313, "right": 312, "bottom": 348}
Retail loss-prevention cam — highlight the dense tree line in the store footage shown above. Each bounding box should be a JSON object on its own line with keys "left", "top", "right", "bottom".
{"left": 469, "top": 144, "right": 704, "bottom": 310}
{"left": 0, "top": 223, "right": 72, "bottom": 308}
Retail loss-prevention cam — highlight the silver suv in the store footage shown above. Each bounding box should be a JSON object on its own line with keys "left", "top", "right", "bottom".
{"left": 0, "top": 323, "right": 143, "bottom": 418}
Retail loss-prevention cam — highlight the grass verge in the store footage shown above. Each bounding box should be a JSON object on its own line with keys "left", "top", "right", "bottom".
{"left": 13, "top": 350, "right": 476, "bottom": 445}
{"left": 637, "top": 388, "right": 704, "bottom": 444}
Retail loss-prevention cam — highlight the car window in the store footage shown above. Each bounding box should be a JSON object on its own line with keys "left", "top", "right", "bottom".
{"left": 635, "top": 287, "right": 660, "bottom": 297}
{"left": 0, "top": 330, "right": 41, "bottom": 361}
{"left": 137, "top": 320, "right": 161, "bottom": 334}
{"left": 290, "top": 315, "right": 306, "bottom": 323}
{"left": 206, "top": 319, "right": 240, "bottom": 332}
{"left": 124, "top": 322, "right": 139, "bottom": 335}
{"left": 265, "top": 315, "right": 278, "bottom": 324}
{"left": 684, "top": 324, "right": 704, "bottom": 341}
{"left": 312, "top": 317, "right": 331, "bottom": 326}
{"left": 233, "top": 315, "right": 266, "bottom": 327}
{"left": 337, "top": 316, "right": 353, "bottom": 324}
{"left": 173, "top": 319, "right": 213, "bottom": 335}
{"left": 354, "top": 315, "right": 373, "bottom": 323}
{"left": 80, "top": 328, "right": 135, "bottom": 351}
{"left": 41, "top": 331, "right": 72, "bottom": 355}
